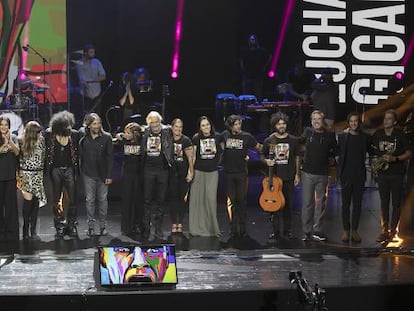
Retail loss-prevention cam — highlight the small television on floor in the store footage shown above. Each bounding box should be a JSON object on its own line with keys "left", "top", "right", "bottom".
{"left": 97, "top": 244, "right": 178, "bottom": 289}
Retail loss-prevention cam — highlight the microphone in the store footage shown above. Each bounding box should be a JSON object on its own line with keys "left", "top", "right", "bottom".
{"left": 22, "top": 45, "right": 29, "bottom": 52}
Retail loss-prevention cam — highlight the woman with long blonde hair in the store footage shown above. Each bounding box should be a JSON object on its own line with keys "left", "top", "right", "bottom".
{"left": 18, "top": 121, "right": 47, "bottom": 240}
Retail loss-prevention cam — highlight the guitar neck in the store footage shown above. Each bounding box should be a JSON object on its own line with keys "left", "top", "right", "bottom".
{"left": 268, "top": 166, "right": 273, "bottom": 187}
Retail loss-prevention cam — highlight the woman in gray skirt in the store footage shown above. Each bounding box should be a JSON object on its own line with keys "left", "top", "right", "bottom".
{"left": 189, "top": 116, "right": 223, "bottom": 237}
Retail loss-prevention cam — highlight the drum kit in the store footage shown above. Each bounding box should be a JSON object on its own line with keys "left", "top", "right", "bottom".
{"left": 0, "top": 77, "right": 49, "bottom": 136}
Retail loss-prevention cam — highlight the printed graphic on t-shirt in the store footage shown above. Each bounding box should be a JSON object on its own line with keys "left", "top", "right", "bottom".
{"left": 147, "top": 135, "right": 161, "bottom": 156}
{"left": 270, "top": 143, "right": 290, "bottom": 165}
{"left": 200, "top": 138, "right": 216, "bottom": 159}
{"left": 174, "top": 143, "right": 184, "bottom": 162}
{"left": 225, "top": 137, "right": 243, "bottom": 150}
{"left": 124, "top": 144, "right": 141, "bottom": 156}
{"left": 379, "top": 139, "right": 396, "bottom": 153}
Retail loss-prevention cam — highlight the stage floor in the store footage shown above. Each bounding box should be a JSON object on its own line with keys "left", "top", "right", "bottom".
{"left": 1, "top": 166, "right": 414, "bottom": 310}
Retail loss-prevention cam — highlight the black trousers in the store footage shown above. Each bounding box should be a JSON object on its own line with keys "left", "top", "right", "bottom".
{"left": 225, "top": 172, "right": 248, "bottom": 235}
{"left": 168, "top": 171, "right": 190, "bottom": 225}
{"left": 121, "top": 169, "right": 143, "bottom": 234}
{"left": 340, "top": 176, "right": 365, "bottom": 231}
{"left": 51, "top": 167, "right": 77, "bottom": 228}
{"left": 143, "top": 167, "right": 169, "bottom": 232}
{"left": 0, "top": 179, "right": 19, "bottom": 240}
{"left": 377, "top": 174, "right": 404, "bottom": 232}
{"left": 273, "top": 179, "right": 294, "bottom": 233}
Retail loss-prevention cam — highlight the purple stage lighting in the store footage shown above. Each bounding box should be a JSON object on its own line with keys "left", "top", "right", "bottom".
{"left": 268, "top": 0, "right": 296, "bottom": 77}
{"left": 402, "top": 32, "right": 414, "bottom": 67}
{"left": 394, "top": 71, "right": 404, "bottom": 80}
{"left": 171, "top": 0, "right": 184, "bottom": 79}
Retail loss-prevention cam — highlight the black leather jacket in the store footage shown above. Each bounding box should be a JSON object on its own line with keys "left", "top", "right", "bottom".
{"left": 141, "top": 125, "right": 174, "bottom": 168}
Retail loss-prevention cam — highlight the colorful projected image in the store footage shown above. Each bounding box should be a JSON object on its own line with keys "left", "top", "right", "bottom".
{"left": 0, "top": 0, "right": 67, "bottom": 105}
{"left": 99, "top": 245, "right": 178, "bottom": 285}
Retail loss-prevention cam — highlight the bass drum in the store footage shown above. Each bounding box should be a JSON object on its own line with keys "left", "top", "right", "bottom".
{"left": 0, "top": 110, "right": 24, "bottom": 136}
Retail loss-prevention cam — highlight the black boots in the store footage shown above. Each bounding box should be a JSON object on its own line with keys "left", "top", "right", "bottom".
{"left": 22, "top": 199, "right": 31, "bottom": 240}
{"left": 22, "top": 198, "right": 40, "bottom": 240}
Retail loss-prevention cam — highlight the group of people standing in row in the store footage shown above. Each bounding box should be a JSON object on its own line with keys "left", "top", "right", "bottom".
{"left": 263, "top": 108, "right": 412, "bottom": 244}
{"left": 0, "top": 105, "right": 412, "bottom": 244}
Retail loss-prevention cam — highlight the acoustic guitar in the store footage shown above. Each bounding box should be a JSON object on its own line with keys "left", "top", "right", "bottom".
{"left": 259, "top": 166, "right": 285, "bottom": 212}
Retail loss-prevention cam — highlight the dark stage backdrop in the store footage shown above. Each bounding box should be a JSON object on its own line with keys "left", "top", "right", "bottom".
{"left": 67, "top": 0, "right": 413, "bottom": 135}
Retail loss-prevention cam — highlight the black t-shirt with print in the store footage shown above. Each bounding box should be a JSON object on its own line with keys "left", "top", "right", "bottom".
{"left": 262, "top": 134, "right": 299, "bottom": 181}
{"left": 173, "top": 134, "right": 192, "bottom": 176}
{"left": 145, "top": 132, "right": 164, "bottom": 168}
{"left": 371, "top": 128, "right": 410, "bottom": 175}
{"left": 222, "top": 130, "right": 257, "bottom": 174}
{"left": 121, "top": 137, "right": 142, "bottom": 173}
{"left": 192, "top": 133, "right": 222, "bottom": 172}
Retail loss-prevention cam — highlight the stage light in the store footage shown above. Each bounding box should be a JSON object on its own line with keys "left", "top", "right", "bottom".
{"left": 388, "top": 71, "right": 405, "bottom": 94}
{"left": 170, "top": 0, "right": 184, "bottom": 79}
{"left": 267, "top": 71, "right": 275, "bottom": 78}
{"left": 395, "top": 71, "right": 404, "bottom": 80}
{"left": 268, "top": 0, "right": 295, "bottom": 75}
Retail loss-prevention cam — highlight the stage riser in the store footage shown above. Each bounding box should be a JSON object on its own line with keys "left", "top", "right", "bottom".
{"left": 1, "top": 285, "right": 413, "bottom": 311}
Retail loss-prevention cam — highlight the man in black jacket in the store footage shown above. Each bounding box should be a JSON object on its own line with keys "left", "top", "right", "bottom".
{"left": 141, "top": 111, "right": 173, "bottom": 240}
{"left": 79, "top": 113, "right": 113, "bottom": 237}
{"left": 45, "top": 110, "right": 80, "bottom": 238}
{"left": 337, "top": 112, "right": 370, "bottom": 243}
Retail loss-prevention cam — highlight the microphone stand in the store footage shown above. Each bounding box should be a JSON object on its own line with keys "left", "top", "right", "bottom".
{"left": 90, "top": 80, "right": 113, "bottom": 113}
{"left": 25, "top": 45, "right": 53, "bottom": 120}
{"left": 361, "top": 90, "right": 366, "bottom": 123}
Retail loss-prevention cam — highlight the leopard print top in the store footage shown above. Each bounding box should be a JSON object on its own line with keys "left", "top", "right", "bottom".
{"left": 19, "top": 137, "right": 47, "bottom": 207}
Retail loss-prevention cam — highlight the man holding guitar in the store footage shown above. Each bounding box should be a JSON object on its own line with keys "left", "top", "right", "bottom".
{"left": 261, "top": 112, "right": 300, "bottom": 239}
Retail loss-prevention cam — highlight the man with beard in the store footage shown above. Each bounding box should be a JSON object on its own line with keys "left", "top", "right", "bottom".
{"left": 261, "top": 112, "right": 300, "bottom": 239}
{"left": 79, "top": 113, "right": 113, "bottom": 237}
{"left": 300, "top": 110, "right": 337, "bottom": 242}
{"left": 221, "top": 114, "right": 261, "bottom": 238}
{"left": 45, "top": 110, "right": 80, "bottom": 238}
{"left": 76, "top": 44, "right": 106, "bottom": 116}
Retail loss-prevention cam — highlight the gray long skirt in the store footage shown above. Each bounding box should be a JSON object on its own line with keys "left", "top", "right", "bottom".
{"left": 189, "top": 170, "right": 221, "bottom": 237}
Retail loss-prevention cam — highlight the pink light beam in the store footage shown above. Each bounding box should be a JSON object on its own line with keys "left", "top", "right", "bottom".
{"left": 171, "top": 0, "right": 184, "bottom": 79}
{"left": 268, "top": 0, "right": 296, "bottom": 78}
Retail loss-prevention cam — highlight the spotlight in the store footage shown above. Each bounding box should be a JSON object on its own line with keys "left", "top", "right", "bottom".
{"left": 388, "top": 71, "right": 405, "bottom": 94}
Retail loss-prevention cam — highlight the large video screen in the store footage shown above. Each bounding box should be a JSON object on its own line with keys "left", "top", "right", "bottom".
{"left": 0, "top": 0, "right": 67, "bottom": 105}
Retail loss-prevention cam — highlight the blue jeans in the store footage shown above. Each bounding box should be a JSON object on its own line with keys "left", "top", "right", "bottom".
{"left": 83, "top": 174, "right": 108, "bottom": 230}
